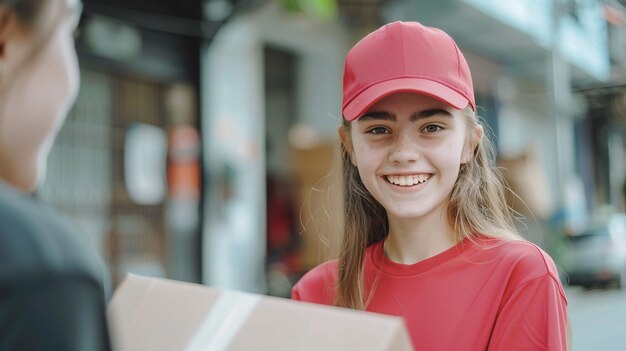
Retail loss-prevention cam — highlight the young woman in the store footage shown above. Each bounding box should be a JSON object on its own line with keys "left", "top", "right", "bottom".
{"left": 0, "top": 0, "right": 110, "bottom": 349}
{"left": 292, "top": 21, "right": 568, "bottom": 350}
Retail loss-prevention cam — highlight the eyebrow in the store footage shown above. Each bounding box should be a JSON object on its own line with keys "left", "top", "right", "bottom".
{"left": 357, "top": 108, "right": 453, "bottom": 122}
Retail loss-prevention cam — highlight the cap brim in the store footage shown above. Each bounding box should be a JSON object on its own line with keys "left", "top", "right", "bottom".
{"left": 342, "top": 78, "right": 472, "bottom": 122}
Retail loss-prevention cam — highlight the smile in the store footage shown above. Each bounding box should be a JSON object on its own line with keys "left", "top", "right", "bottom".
{"left": 385, "top": 174, "right": 431, "bottom": 187}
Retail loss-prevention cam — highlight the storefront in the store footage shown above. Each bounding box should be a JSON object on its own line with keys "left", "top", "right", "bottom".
{"left": 40, "top": 0, "right": 212, "bottom": 286}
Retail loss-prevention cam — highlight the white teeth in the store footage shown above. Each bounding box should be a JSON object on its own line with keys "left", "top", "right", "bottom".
{"left": 386, "top": 174, "right": 430, "bottom": 186}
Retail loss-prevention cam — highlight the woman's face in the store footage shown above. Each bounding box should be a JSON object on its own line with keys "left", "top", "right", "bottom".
{"left": 0, "top": 0, "right": 80, "bottom": 192}
{"left": 346, "top": 93, "right": 476, "bottom": 224}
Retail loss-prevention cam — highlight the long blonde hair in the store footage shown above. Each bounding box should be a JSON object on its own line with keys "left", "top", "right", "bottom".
{"left": 335, "top": 108, "right": 522, "bottom": 310}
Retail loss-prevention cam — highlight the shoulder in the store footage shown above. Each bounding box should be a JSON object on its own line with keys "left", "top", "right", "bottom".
{"left": 0, "top": 183, "right": 105, "bottom": 286}
{"left": 291, "top": 259, "right": 338, "bottom": 305}
{"left": 474, "top": 238, "right": 565, "bottom": 296}
{"left": 489, "top": 239, "right": 559, "bottom": 281}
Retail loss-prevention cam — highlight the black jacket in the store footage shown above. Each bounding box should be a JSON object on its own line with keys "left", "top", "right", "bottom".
{"left": 0, "top": 181, "right": 111, "bottom": 350}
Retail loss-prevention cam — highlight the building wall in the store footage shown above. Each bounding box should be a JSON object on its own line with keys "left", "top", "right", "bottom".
{"left": 201, "top": 1, "right": 348, "bottom": 292}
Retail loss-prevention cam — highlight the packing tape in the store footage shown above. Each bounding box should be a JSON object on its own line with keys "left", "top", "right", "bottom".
{"left": 185, "top": 290, "right": 261, "bottom": 351}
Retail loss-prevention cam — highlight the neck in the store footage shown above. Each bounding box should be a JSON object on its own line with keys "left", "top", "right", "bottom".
{"left": 384, "top": 207, "right": 457, "bottom": 264}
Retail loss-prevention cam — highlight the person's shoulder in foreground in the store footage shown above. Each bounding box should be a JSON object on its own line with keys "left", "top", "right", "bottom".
{"left": 0, "top": 181, "right": 111, "bottom": 350}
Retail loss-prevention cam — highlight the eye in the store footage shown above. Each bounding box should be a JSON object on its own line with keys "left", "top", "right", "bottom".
{"left": 367, "top": 126, "right": 390, "bottom": 135}
{"left": 422, "top": 125, "right": 443, "bottom": 133}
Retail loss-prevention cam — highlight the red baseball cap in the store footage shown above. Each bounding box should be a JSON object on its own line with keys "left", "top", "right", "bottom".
{"left": 342, "top": 21, "right": 475, "bottom": 122}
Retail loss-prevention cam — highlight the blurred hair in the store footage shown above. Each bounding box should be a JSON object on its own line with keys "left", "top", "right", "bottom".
{"left": 335, "top": 107, "right": 523, "bottom": 310}
{"left": 1, "top": 0, "right": 47, "bottom": 29}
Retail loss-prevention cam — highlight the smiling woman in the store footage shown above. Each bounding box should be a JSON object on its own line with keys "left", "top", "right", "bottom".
{"left": 0, "top": 0, "right": 111, "bottom": 349}
{"left": 292, "top": 21, "right": 569, "bottom": 350}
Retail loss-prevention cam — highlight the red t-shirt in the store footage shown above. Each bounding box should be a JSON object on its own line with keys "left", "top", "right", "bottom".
{"left": 292, "top": 237, "right": 568, "bottom": 350}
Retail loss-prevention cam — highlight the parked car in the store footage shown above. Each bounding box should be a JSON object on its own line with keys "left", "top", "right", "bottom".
{"left": 561, "top": 214, "right": 626, "bottom": 289}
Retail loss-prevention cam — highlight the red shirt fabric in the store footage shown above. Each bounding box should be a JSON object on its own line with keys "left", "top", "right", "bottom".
{"left": 292, "top": 237, "right": 568, "bottom": 350}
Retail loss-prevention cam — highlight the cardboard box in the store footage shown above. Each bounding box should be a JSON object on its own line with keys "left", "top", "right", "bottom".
{"left": 108, "top": 274, "right": 413, "bottom": 351}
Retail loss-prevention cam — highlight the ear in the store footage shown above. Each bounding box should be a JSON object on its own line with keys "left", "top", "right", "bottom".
{"left": 461, "top": 124, "right": 483, "bottom": 164}
{"left": 338, "top": 125, "right": 357, "bottom": 166}
{"left": 0, "top": 6, "right": 18, "bottom": 59}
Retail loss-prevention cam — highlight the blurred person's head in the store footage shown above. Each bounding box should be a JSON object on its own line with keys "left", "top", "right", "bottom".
{"left": 0, "top": 0, "right": 81, "bottom": 192}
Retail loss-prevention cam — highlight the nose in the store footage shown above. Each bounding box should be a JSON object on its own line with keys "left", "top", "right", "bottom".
{"left": 388, "top": 132, "right": 419, "bottom": 165}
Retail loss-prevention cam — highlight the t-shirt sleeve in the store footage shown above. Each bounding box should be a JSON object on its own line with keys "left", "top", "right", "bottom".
{"left": 488, "top": 273, "right": 568, "bottom": 351}
{"left": 0, "top": 277, "right": 111, "bottom": 351}
{"left": 291, "top": 260, "right": 337, "bottom": 305}
{"left": 291, "top": 282, "right": 303, "bottom": 300}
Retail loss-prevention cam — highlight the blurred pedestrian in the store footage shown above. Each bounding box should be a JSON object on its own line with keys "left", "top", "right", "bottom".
{"left": 0, "top": 0, "right": 110, "bottom": 349}
{"left": 292, "top": 21, "right": 568, "bottom": 350}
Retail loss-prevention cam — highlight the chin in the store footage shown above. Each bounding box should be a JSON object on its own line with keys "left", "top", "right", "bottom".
{"left": 384, "top": 201, "right": 447, "bottom": 222}
{"left": 386, "top": 207, "right": 432, "bottom": 220}
{"left": 8, "top": 175, "right": 39, "bottom": 193}
{"left": 12, "top": 161, "right": 43, "bottom": 193}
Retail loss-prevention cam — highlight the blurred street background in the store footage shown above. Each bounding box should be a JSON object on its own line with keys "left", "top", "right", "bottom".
{"left": 567, "top": 286, "right": 626, "bottom": 350}
{"left": 39, "top": 0, "right": 626, "bottom": 349}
